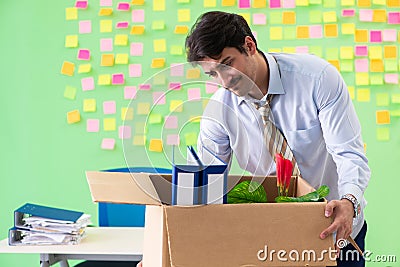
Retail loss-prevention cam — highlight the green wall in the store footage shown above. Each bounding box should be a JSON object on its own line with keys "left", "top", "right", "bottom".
{"left": 0, "top": 0, "right": 399, "bottom": 266}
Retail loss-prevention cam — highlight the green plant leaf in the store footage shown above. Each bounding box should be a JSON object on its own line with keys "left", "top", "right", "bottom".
{"left": 227, "top": 181, "right": 267, "bottom": 204}
{"left": 316, "top": 185, "right": 330, "bottom": 198}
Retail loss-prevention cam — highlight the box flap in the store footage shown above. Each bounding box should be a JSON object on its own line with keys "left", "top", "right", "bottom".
{"left": 85, "top": 171, "right": 162, "bottom": 205}
{"left": 164, "top": 203, "right": 335, "bottom": 267}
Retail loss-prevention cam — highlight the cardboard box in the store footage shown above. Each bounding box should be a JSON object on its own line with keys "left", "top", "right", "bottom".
{"left": 86, "top": 171, "right": 336, "bottom": 267}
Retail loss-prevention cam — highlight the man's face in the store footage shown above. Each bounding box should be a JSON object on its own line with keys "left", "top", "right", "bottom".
{"left": 199, "top": 46, "right": 259, "bottom": 98}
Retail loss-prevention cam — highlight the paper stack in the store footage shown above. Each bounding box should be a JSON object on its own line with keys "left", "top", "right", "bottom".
{"left": 8, "top": 203, "right": 91, "bottom": 246}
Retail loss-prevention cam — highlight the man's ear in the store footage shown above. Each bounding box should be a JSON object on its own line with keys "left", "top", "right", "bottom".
{"left": 244, "top": 36, "right": 257, "bottom": 55}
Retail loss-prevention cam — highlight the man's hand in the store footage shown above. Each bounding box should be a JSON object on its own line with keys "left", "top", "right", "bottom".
{"left": 136, "top": 261, "right": 142, "bottom": 267}
{"left": 320, "top": 199, "right": 354, "bottom": 255}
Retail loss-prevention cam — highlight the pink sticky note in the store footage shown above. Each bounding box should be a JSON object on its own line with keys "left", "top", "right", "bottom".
{"left": 282, "top": 0, "right": 295, "bottom": 8}
{"left": 129, "top": 64, "right": 142, "bottom": 77}
{"left": 170, "top": 63, "right": 184, "bottom": 76}
{"left": 238, "top": 0, "right": 250, "bottom": 8}
{"left": 130, "top": 42, "right": 143, "bottom": 56}
{"left": 79, "top": 20, "right": 92, "bottom": 34}
{"left": 77, "top": 49, "right": 90, "bottom": 60}
{"left": 124, "top": 86, "right": 137, "bottom": 99}
{"left": 359, "top": 9, "right": 373, "bottom": 22}
{"left": 75, "top": 1, "right": 88, "bottom": 9}
{"left": 370, "top": 30, "right": 382, "bottom": 43}
{"left": 132, "top": 9, "right": 145, "bottom": 23}
{"left": 342, "top": 9, "right": 355, "bottom": 17}
{"left": 116, "top": 21, "right": 129, "bottom": 28}
{"left": 355, "top": 46, "right": 368, "bottom": 57}
{"left": 117, "top": 2, "right": 130, "bottom": 11}
{"left": 385, "top": 74, "right": 399, "bottom": 84}
{"left": 81, "top": 77, "right": 94, "bottom": 91}
{"left": 169, "top": 82, "right": 181, "bottom": 90}
{"left": 101, "top": 138, "right": 115, "bottom": 150}
{"left": 119, "top": 126, "right": 132, "bottom": 139}
{"left": 103, "top": 101, "right": 116, "bottom": 114}
{"left": 205, "top": 82, "right": 218, "bottom": 94}
{"left": 253, "top": 14, "right": 266, "bottom": 25}
{"left": 270, "top": 0, "right": 281, "bottom": 8}
{"left": 153, "top": 92, "right": 166, "bottom": 105}
{"left": 139, "top": 84, "right": 151, "bottom": 90}
{"left": 165, "top": 116, "right": 178, "bottom": 129}
{"left": 166, "top": 134, "right": 180, "bottom": 145}
{"left": 100, "top": 0, "right": 113, "bottom": 6}
{"left": 355, "top": 59, "right": 369, "bottom": 72}
{"left": 309, "top": 25, "right": 322, "bottom": 38}
{"left": 112, "top": 73, "right": 124, "bottom": 85}
{"left": 382, "top": 29, "right": 397, "bottom": 42}
{"left": 388, "top": 12, "right": 400, "bottom": 24}
{"left": 100, "top": 38, "right": 113, "bottom": 52}
{"left": 188, "top": 88, "right": 201, "bottom": 101}
{"left": 87, "top": 119, "right": 100, "bottom": 132}
{"left": 296, "top": 46, "right": 309, "bottom": 54}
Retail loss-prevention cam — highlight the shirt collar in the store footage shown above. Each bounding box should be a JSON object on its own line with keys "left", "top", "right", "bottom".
{"left": 238, "top": 52, "right": 285, "bottom": 106}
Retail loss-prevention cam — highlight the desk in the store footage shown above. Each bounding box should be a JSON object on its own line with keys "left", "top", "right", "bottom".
{"left": 0, "top": 227, "right": 143, "bottom": 267}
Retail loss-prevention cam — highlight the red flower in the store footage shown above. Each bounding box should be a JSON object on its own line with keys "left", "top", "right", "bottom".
{"left": 275, "top": 153, "right": 293, "bottom": 196}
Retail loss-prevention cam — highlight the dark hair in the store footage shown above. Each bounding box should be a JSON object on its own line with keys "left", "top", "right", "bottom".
{"left": 185, "top": 11, "right": 260, "bottom": 62}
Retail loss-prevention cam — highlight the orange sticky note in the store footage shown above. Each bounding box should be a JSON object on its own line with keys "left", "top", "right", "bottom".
{"left": 296, "top": 26, "right": 309, "bottom": 38}
{"left": 61, "top": 61, "right": 75, "bottom": 76}
{"left": 370, "top": 59, "right": 384, "bottom": 72}
{"left": 376, "top": 110, "right": 390, "bottom": 124}
{"left": 186, "top": 68, "right": 201, "bottom": 79}
{"left": 222, "top": 0, "right": 235, "bottom": 5}
{"left": 283, "top": 11, "right": 296, "bottom": 24}
{"left": 130, "top": 25, "right": 145, "bottom": 35}
{"left": 149, "top": 139, "right": 163, "bottom": 152}
{"left": 67, "top": 110, "right": 80, "bottom": 124}
{"left": 151, "top": 58, "right": 165, "bottom": 68}
{"left": 174, "top": 25, "right": 189, "bottom": 34}
{"left": 99, "top": 8, "right": 113, "bottom": 16}
{"left": 324, "top": 24, "right": 338, "bottom": 37}
{"left": 355, "top": 29, "right": 368, "bottom": 42}
{"left": 384, "top": 46, "right": 397, "bottom": 58}
{"left": 253, "top": 0, "right": 266, "bottom": 7}
{"left": 132, "top": 0, "right": 145, "bottom": 4}
{"left": 328, "top": 60, "right": 340, "bottom": 71}
{"left": 357, "top": 0, "right": 370, "bottom": 6}
{"left": 387, "top": 0, "right": 400, "bottom": 6}
{"left": 373, "top": 9, "right": 386, "bottom": 22}
{"left": 101, "top": 54, "right": 114, "bottom": 66}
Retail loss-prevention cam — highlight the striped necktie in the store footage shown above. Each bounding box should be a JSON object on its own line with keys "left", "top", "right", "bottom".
{"left": 254, "top": 94, "right": 301, "bottom": 176}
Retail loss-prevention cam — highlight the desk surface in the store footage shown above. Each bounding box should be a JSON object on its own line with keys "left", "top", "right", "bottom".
{"left": 0, "top": 227, "right": 144, "bottom": 256}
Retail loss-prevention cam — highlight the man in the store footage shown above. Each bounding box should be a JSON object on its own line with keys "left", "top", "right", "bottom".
{"left": 186, "top": 11, "right": 370, "bottom": 267}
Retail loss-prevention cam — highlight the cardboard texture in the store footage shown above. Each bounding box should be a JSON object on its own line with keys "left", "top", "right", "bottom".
{"left": 86, "top": 171, "right": 336, "bottom": 267}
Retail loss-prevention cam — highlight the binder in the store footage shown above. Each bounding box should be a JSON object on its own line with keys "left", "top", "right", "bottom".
{"left": 8, "top": 227, "right": 84, "bottom": 246}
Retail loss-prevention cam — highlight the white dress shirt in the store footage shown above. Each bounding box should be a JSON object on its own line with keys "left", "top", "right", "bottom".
{"left": 198, "top": 53, "right": 370, "bottom": 237}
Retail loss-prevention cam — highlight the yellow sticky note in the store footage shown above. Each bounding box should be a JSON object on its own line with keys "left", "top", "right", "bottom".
{"left": 204, "top": 0, "right": 217, "bottom": 7}
{"left": 65, "top": 35, "right": 78, "bottom": 48}
{"left": 283, "top": 11, "right": 296, "bottom": 24}
{"left": 323, "top": 11, "right": 337, "bottom": 23}
{"left": 373, "top": 10, "right": 386, "bottom": 22}
{"left": 178, "top": 9, "right": 190, "bottom": 22}
{"left": 135, "top": 122, "right": 147, "bottom": 134}
{"left": 270, "top": 27, "right": 283, "bottom": 40}
{"left": 253, "top": 0, "right": 266, "bottom": 7}
{"left": 174, "top": 25, "right": 189, "bottom": 34}
{"left": 121, "top": 107, "right": 134, "bottom": 120}
{"left": 268, "top": 48, "right": 282, "bottom": 53}
{"left": 341, "top": 0, "right": 355, "bottom": 5}
{"left": 341, "top": 23, "right": 355, "bottom": 35}
{"left": 99, "top": 8, "right": 113, "bottom": 16}
{"left": 384, "top": 46, "right": 397, "bottom": 59}
{"left": 356, "top": 74, "right": 369, "bottom": 85}
{"left": 115, "top": 54, "right": 129, "bottom": 64}
{"left": 370, "top": 59, "right": 384, "bottom": 72}
{"left": 149, "top": 139, "right": 163, "bottom": 152}
{"left": 132, "top": 0, "right": 145, "bottom": 4}
{"left": 357, "top": 0, "right": 370, "bottom": 6}
{"left": 67, "top": 110, "right": 80, "bottom": 124}
{"left": 340, "top": 47, "right": 354, "bottom": 59}
{"left": 296, "top": 26, "right": 309, "bottom": 38}
{"left": 239, "top": 13, "right": 251, "bottom": 25}
{"left": 104, "top": 118, "right": 116, "bottom": 131}
{"left": 369, "top": 46, "right": 382, "bottom": 59}
{"left": 296, "top": 0, "right": 309, "bottom": 6}
{"left": 133, "top": 135, "right": 146, "bottom": 146}
{"left": 283, "top": 47, "right": 296, "bottom": 53}
{"left": 355, "top": 29, "right": 368, "bottom": 42}
{"left": 372, "top": 0, "right": 385, "bottom": 4}
{"left": 376, "top": 110, "right": 390, "bottom": 124}
{"left": 153, "top": 39, "right": 167, "bottom": 52}
{"left": 151, "top": 58, "right": 165, "bottom": 68}
{"left": 78, "top": 64, "right": 91, "bottom": 73}
{"left": 100, "top": 20, "right": 113, "bottom": 33}
{"left": 324, "top": 24, "right": 338, "bottom": 37}
{"left": 170, "top": 100, "right": 183, "bottom": 112}
{"left": 357, "top": 88, "right": 370, "bottom": 101}
{"left": 348, "top": 86, "right": 355, "bottom": 100}
{"left": 98, "top": 74, "right": 111, "bottom": 85}
{"left": 137, "top": 103, "right": 150, "bottom": 115}
{"left": 153, "top": 74, "right": 166, "bottom": 85}
{"left": 83, "top": 99, "right": 96, "bottom": 112}
{"left": 184, "top": 133, "right": 197, "bottom": 146}
{"left": 222, "top": 0, "right": 235, "bottom": 6}
{"left": 115, "top": 34, "right": 128, "bottom": 46}
{"left": 66, "top": 7, "right": 78, "bottom": 20}
{"left": 170, "top": 46, "right": 183, "bottom": 55}
{"left": 61, "top": 61, "right": 75, "bottom": 76}
{"left": 388, "top": 0, "right": 400, "bottom": 7}
{"left": 101, "top": 54, "right": 114, "bottom": 67}
{"left": 130, "top": 25, "right": 145, "bottom": 35}
{"left": 153, "top": 0, "right": 165, "bottom": 11}
{"left": 186, "top": 68, "right": 201, "bottom": 79}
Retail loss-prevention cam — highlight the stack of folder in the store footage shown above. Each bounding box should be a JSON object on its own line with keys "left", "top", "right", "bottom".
{"left": 8, "top": 203, "right": 91, "bottom": 246}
